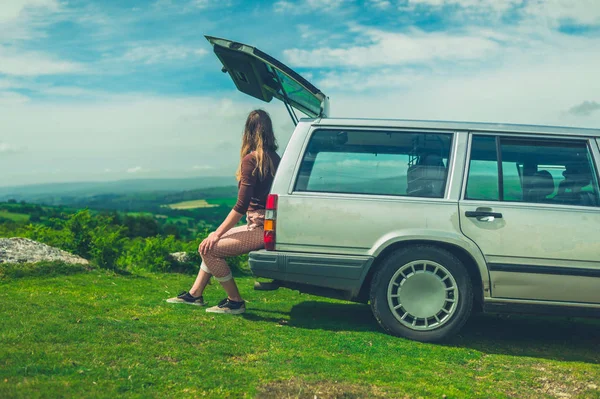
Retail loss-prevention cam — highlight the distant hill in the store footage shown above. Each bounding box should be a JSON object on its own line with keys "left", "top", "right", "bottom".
{"left": 0, "top": 176, "right": 235, "bottom": 203}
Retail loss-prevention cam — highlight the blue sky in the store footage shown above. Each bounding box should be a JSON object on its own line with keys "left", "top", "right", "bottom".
{"left": 1, "top": 0, "right": 600, "bottom": 186}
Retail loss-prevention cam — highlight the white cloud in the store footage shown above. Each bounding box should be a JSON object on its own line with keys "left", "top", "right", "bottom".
{"left": 403, "top": 0, "right": 600, "bottom": 26}
{"left": 40, "top": 86, "right": 100, "bottom": 97}
{"left": 284, "top": 27, "right": 499, "bottom": 67}
{"left": 120, "top": 45, "right": 208, "bottom": 64}
{"left": 274, "top": 1, "right": 295, "bottom": 13}
{"left": 0, "top": 91, "right": 29, "bottom": 105}
{"left": 0, "top": 0, "right": 60, "bottom": 23}
{"left": 152, "top": 0, "right": 227, "bottom": 13}
{"left": 0, "top": 141, "right": 21, "bottom": 153}
{"left": 406, "top": 0, "right": 522, "bottom": 13}
{"left": 327, "top": 42, "right": 600, "bottom": 129}
{"left": 0, "top": 1, "right": 86, "bottom": 78}
{"left": 0, "top": 78, "right": 109, "bottom": 98}
{"left": 274, "top": 0, "right": 346, "bottom": 13}
{"left": 127, "top": 166, "right": 144, "bottom": 174}
{"left": 318, "top": 69, "right": 425, "bottom": 90}
{"left": 306, "top": 0, "right": 345, "bottom": 11}
{"left": 523, "top": 0, "right": 600, "bottom": 26}
{"left": 0, "top": 46, "right": 84, "bottom": 76}
{"left": 370, "top": 0, "right": 392, "bottom": 9}
{"left": 0, "top": 0, "right": 62, "bottom": 42}
{"left": 0, "top": 78, "right": 19, "bottom": 90}
{"left": 187, "top": 0, "right": 212, "bottom": 8}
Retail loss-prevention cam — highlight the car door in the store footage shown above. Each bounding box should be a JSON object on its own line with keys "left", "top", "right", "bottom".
{"left": 459, "top": 133, "right": 600, "bottom": 304}
{"left": 205, "top": 35, "right": 329, "bottom": 124}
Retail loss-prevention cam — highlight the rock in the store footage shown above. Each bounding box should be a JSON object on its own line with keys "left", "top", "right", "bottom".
{"left": 169, "top": 252, "right": 191, "bottom": 263}
{"left": 0, "top": 237, "right": 89, "bottom": 265}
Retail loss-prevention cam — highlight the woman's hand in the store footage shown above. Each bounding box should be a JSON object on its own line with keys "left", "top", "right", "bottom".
{"left": 199, "top": 209, "right": 244, "bottom": 256}
{"left": 199, "top": 232, "right": 221, "bottom": 255}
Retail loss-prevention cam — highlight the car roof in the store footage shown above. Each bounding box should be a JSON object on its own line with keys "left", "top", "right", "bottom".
{"left": 306, "top": 117, "right": 600, "bottom": 137}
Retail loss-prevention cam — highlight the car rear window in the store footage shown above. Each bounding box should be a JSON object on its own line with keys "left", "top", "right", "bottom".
{"left": 294, "top": 129, "right": 453, "bottom": 198}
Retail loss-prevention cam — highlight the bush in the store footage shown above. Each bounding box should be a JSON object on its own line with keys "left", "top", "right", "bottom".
{"left": 91, "top": 225, "right": 127, "bottom": 270}
{"left": 119, "top": 235, "right": 180, "bottom": 273}
{"left": 65, "top": 210, "right": 94, "bottom": 258}
{"left": 26, "top": 223, "right": 72, "bottom": 251}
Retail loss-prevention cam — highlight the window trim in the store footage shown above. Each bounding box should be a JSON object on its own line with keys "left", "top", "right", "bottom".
{"left": 591, "top": 138, "right": 600, "bottom": 195}
{"left": 290, "top": 127, "right": 455, "bottom": 199}
{"left": 496, "top": 136, "right": 504, "bottom": 201}
{"left": 461, "top": 132, "right": 600, "bottom": 208}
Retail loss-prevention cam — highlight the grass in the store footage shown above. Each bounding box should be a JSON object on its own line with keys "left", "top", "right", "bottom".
{"left": 0, "top": 261, "right": 90, "bottom": 280}
{"left": 164, "top": 200, "right": 218, "bottom": 210}
{"left": 1, "top": 266, "right": 599, "bottom": 398}
{"left": 0, "top": 211, "right": 30, "bottom": 223}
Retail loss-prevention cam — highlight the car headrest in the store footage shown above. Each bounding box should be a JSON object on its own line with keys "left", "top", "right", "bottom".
{"left": 529, "top": 170, "right": 555, "bottom": 199}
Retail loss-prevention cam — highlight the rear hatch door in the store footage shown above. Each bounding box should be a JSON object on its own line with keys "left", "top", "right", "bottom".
{"left": 205, "top": 35, "right": 329, "bottom": 123}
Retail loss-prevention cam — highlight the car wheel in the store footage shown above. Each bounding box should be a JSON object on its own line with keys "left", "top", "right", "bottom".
{"left": 370, "top": 245, "right": 473, "bottom": 342}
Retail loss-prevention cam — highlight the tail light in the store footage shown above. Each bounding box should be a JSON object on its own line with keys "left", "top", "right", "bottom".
{"left": 264, "top": 194, "right": 278, "bottom": 251}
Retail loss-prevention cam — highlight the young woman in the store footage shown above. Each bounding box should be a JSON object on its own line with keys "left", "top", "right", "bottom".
{"left": 167, "top": 109, "right": 280, "bottom": 314}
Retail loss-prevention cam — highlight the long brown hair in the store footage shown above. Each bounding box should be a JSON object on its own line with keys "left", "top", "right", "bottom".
{"left": 236, "top": 109, "right": 278, "bottom": 181}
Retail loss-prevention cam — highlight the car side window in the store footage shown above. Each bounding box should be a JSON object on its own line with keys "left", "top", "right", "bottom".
{"left": 466, "top": 135, "right": 600, "bottom": 206}
{"left": 295, "top": 129, "right": 453, "bottom": 198}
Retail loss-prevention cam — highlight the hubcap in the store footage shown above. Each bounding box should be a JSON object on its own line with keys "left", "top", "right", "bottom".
{"left": 387, "top": 260, "right": 458, "bottom": 331}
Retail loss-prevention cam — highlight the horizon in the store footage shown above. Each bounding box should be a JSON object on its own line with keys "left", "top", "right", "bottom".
{"left": 0, "top": 173, "right": 236, "bottom": 190}
{"left": 1, "top": 0, "right": 600, "bottom": 186}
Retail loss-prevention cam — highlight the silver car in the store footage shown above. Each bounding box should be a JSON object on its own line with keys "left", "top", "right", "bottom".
{"left": 206, "top": 36, "right": 600, "bottom": 342}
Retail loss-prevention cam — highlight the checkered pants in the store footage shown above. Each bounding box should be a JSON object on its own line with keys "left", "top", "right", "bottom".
{"left": 199, "top": 210, "right": 265, "bottom": 281}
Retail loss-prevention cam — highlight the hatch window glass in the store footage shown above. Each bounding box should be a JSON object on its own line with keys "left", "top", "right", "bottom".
{"left": 271, "top": 68, "right": 321, "bottom": 117}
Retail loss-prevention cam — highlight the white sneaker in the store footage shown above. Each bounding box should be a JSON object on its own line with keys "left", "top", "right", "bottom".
{"left": 205, "top": 298, "right": 246, "bottom": 314}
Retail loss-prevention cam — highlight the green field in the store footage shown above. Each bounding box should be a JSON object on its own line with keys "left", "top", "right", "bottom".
{"left": 164, "top": 199, "right": 219, "bottom": 210}
{"left": 1, "top": 265, "right": 599, "bottom": 398}
{"left": 0, "top": 211, "right": 30, "bottom": 223}
{"left": 206, "top": 197, "right": 238, "bottom": 208}
{"left": 125, "top": 211, "right": 156, "bottom": 217}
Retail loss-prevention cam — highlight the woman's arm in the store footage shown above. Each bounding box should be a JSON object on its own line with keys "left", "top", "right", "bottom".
{"left": 199, "top": 209, "right": 244, "bottom": 254}
{"left": 215, "top": 209, "right": 244, "bottom": 237}
{"left": 200, "top": 154, "right": 257, "bottom": 255}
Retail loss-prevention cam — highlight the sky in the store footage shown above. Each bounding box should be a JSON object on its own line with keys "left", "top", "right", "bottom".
{"left": 1, "top": 0, "right": 600, "bottom": 187}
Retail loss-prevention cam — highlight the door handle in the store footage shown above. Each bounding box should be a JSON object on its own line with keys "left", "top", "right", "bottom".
{"left": 465, "top": 211, "right": 503, "bottom": 219}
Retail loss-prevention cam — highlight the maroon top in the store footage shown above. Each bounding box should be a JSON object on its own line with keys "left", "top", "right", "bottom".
{"left": 233, "top": 151, "right": 281, "bottom": 214}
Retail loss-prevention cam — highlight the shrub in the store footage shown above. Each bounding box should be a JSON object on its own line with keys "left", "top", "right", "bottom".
{"left": 65, "top": 210, "right": 94, "bottom": 258}
{"left": 90, "top": 225, "right": 127, "bottom": 270}
{"left": 119, "top": 235, "right": 179, "bottom": 273}
{"left": 25, "top": 223, "right": 72, "bottom": 251}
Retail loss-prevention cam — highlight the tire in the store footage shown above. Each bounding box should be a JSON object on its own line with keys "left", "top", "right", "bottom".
{"left": 369, "top": 245, "right": 473, "bottom": 343}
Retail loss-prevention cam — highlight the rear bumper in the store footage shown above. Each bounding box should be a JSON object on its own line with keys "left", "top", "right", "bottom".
{"left": 248, "top": 250, "right": 374, "bottom": 295}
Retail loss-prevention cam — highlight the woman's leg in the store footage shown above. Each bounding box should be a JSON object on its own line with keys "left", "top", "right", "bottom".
{"left": 200, "top": 224, "right": 264, "bottom": 301}
{"left": 189, "top": 264, "right": 212, "bottom": 298}
{"left": 166, "top": 262, "right": 211, "bottom": 305}
{"left": 220, "top": 279, "right": 243, "bottom": 302}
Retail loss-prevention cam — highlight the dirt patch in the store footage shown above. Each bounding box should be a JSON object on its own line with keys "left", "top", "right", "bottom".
{"left": 534, "top": 366, "right": 599, "bottom": 399}
{"left": 157, "top": 356, "right": 179, "bottom": 364}
{"left": 256, "top": 378, "right": 400, "bottom": 399}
